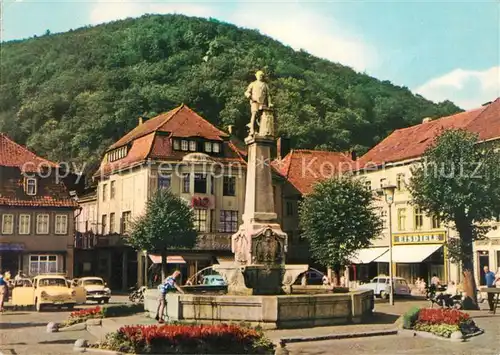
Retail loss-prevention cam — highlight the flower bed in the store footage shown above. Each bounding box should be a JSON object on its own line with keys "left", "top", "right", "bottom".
{"left": 402, "top": 307, "right": 480, "bottom": 339}
{"left": 90, "top": 323, "right": 275, "bottom": 354}
{"left": 63, "top": 306, "right": 104, "bottom": 326}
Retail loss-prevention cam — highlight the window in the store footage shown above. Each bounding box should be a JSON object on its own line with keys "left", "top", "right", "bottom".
{"left": 194, "top": 209, "right": 207, "bottom": 232}
{"left": 432, "top": 214, "right": 441, "bottom": 229}
{"left": 380, "top": 178, "right": 387, "bottom": 189}
{"left": 223, "top": 176, "right": 236, "bottom": 196}
{"left": 181, "top": 140, "right": 188, "bottom": 151}
{"left": 108, "top": 146, "right": 128, "bottom": 162}
{"left": 25, "top": 178, "right": 37, "bottom": 195}
{"left": 212, "top": 142, "right": 221, "bottom": 153}
{"left": 194, "top": 174, "right": 207, "bottom": 194}
{"left": 397, "top": 208, "right": 406, "bottom": 231}
{"left": 204, "top": 142, "right": 212, "bottom": 153}
{"left": 29, "top": 255, "right": 57, "bottom": 275}
{"left": 102, "top": 184, "right": 107, "bottom": 201}
{"left": 101, "top": 214, "right": 107, "bottom": 235}
{"left": 19, "top": 214, "right": 30, "bottom": 234}
{"left": 36, "top": 214, "right": 49, "bottom": 234}
{"left": 55, "top": 215, "right": 68, "bottom": 235}
{"left": 396, "top": 174, "right": 405, "bottom": 191}
{"left": 381, "top": 210, "right": 387, "bottom": 228}
{"left": 414, "top": 207, "right": 423, "bottom": 230}
{"left": 109, "top": 213, "right": 115, "bottom": 233}
{"left": 122, "top": 211, "right": 131, "bottom": 234}
{"left": 173, "top": 139, "right": 180, "bottom": 150}
{"left": 182, "top": 174, "right": 190, "bottom": 193}
{"left": 378, "top": 278, "right": 387, "bottom": 284}
{"left": 286, "top": 201, "right": 294, "bottom": 216}
{"left": 2, "top": 214, "right": 14, "bottom": 234}
{"left": 364, "top": 180, "right": 371, "bottom": 190}
{"left": 158, "top": 173, "right": 171, "bottom": 190}
{"left": 110, "top": 181, "right": 116, "bottom": 199}
{"left": 189, "top": 141, "right": 197, "bottom": 152}
{"left": 219, "top": 210, "right": 238, "bottom": 233}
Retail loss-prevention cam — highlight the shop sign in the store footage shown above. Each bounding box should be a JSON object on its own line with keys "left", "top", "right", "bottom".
{"left": 191, "top": 196, "right": 214, "bottom": 209}
{"left": 393, "top": 232, "right": 445, "bottom": 245}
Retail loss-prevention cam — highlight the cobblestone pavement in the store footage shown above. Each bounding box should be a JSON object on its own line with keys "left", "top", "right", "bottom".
{"left": 0, "top": 295, "right": 130, "bottom": 355}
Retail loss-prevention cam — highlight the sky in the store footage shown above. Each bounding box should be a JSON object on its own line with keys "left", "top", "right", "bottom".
{"left": 2, "top": 0, "right": 499, "bottom": 110}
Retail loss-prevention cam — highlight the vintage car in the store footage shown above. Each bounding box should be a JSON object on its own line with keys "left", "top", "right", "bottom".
{"left": 77, "top": 277, "right": 111, "bottom": 303}
{"left": 11, "top": 274, "right": 86, "bottom": 311}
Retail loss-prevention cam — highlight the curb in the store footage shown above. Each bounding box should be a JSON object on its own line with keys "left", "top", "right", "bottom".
{"left": 398, "top": 328, "right": 464, "bottom": 342}
{"left": 280, "top": 329, "right": 399, "bottom": 344}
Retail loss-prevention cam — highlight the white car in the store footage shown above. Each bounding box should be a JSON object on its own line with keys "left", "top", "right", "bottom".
{"left": 77, "top": 277, "right": 111, "bottom": 304}
{"left": 358, "top": 275, "right": 411, "bottom": 299}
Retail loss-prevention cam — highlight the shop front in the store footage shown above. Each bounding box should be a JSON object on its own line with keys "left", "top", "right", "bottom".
{"left": 373, "top": 231, "right": 448, "bottom": 285}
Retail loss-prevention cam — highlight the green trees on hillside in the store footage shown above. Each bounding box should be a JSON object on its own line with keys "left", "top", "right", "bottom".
{"left": 0, "top": 14, "right": 461, "bottom": 177}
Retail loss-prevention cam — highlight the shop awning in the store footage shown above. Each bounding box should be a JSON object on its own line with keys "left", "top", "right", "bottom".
{"left": 350, "top": 247, "right": 389, "bottom": 264}
{"left": 149, "top": 255, "right": 186, "bottom": 264}
{"left": 373, "top": 244, "right": 442, "bottom": 263}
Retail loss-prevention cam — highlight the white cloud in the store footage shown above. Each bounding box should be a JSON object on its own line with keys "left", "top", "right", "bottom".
{"left": 88, "top": 1, "right": 377, "bottom": 73}
{"left": 415, "top": 67, "right": 500, "bottom": 109}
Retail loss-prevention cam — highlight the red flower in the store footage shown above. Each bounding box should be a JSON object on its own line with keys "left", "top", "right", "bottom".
{"left": 417, "top": 308, "right": 470, "bottom": 326}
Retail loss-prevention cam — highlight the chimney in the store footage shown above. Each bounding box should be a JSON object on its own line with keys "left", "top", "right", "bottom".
{"left": 227, "top": 125, "right": 234, "bottom": 135}
{"left": 351, "top": 150, "right": 357, "bottom": 161}
{"left": 422, "top": 117, "right": 432, "bottom": 124}
{"left": 138, "top": 116, "right": 144, "bottom": 125}
{"left": 277, "top": 137, "right": 291, "bottom": 160}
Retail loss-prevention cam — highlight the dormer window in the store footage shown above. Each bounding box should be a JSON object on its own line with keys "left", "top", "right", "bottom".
{"left": 24, "top": 177, "right": 37, "bottom": 196}
{"left": 213, "top": 142, "right": 221, "bottom": 153}
{"left": 173, "top": 139, "right": 180, "bottom": 150}
{"left": 189, "top": 141, "right": 197, "bottom": 152}
{"left": 204, "top": 142, "right": 212, "bottom": 153}
{"left": 181, "top": 140, "right": 188, "bottom": 151}
{"left": 108, "top": 146, "right": 128, "bottom": 162}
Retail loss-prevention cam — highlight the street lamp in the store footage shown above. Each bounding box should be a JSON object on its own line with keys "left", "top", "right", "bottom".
{"left": 382, "top": 184, "right": 396, "bottom": 306}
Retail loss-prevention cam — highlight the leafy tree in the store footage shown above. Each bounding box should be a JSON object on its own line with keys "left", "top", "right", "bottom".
{"left": 299, "top": 177, "right": 383, "bottom": 283}
{"left": 409, "top": 129, "right": 500, "bottom": 309}
{"left": 128, "top": 189, "right": 197, "bottom": 279}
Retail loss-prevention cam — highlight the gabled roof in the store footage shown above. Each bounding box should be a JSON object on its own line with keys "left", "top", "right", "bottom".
{"left": 0, "top": 133, "right": 57, "bottom": 172}
{"left": 108, "top": 104, "right": 229, "bottom": 151}
{"left": 273, "top": 149, "right": 354, "bottom": 195}
{"left": 96, "top": 105, "right": 244, "bottom": 177}
{"left": 358, "top": 98, "right": 500, "bottom": 167}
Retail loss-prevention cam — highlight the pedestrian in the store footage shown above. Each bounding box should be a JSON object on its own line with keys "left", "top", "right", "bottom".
{"left": 155, "top": 270, "right": 184, "bottom": 323}
{"left": 431, "top": 274, "right": 441, "bottom": 286}
{"left": 0, "top": 270, "right": 10, "bottom": 312}
{"left": 483, "top": 266, "right": 499, "bottom": 314}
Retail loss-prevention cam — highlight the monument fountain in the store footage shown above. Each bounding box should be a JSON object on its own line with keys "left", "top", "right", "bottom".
{"left": 144, "top": 71, "right": 373, "bottom": 328}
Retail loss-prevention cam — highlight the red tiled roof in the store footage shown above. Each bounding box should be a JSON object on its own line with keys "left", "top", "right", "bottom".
{"left": 358, "top": 98, "right": 500, "bottom": 167}
{"left": 273, "top": 149, "right": 354, "bottom": 194}
{"left": 96, "top": 105, "right": 244, "bottom": 177}
{"left": 0, "top": 133, "right": 57, "bottom": 172}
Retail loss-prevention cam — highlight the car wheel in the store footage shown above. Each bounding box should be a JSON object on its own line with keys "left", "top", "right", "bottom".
{"left": 380, "top": 291, "right": 388, "bottom": 299}
{"left": 67, "top": 304, "right": 74, "bottom": 310}
{"left": 103, "top": 299, "right": 109, "bottom": 304}
{"left": 35, "top": 298, "right": 42, "bottom": 312}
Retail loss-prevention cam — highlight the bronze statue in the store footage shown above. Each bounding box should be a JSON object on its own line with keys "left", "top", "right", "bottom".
{"left": 245, "top": 70, "right": 273, "bottom": 136}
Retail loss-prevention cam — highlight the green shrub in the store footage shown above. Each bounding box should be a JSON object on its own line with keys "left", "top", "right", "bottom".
{"left": 402, "top": 306, "right": 420, "bottom": 329}
{"left": 101, "top": 304, "right": 144, "bottom": 318}
{"left": 414, "top": 323, "right": 460, "bottom": 338}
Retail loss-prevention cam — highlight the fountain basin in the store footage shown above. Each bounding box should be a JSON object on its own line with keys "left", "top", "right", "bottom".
{"left": 144, "top": 289, "right": 374, "bottom": 329}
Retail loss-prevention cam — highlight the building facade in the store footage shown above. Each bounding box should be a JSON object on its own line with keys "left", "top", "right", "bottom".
{"left": 0, "top": 133, "right": 78, "bottom": 277}
{"left": 352, "top": 98, "right": 500, "bottom": 286}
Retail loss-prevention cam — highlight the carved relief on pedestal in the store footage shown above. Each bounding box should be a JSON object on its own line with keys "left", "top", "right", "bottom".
{"left": 232, "top": 231, "right": 249, "bottom": 265}
{"left": 252, "top": 227, "right": 286, "bottom": 265}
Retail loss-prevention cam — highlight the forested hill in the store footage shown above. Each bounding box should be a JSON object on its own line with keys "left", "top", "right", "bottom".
{"left": 0, "top": 14, "right": 461, "bottom": 173}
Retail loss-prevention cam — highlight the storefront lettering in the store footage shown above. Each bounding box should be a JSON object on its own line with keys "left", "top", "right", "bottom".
{"left": 393, "top": 233, "right": 445, "bottom": 244}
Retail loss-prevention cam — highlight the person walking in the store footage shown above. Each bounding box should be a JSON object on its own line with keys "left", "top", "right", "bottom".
{"left": 155, "top": 270, "right": 184, "bottom": 323}
{"left": 0, "top": 270, "right": 10, "bottom": 312}
{"left": 483, "top": 266, "right": 499, "bottom": 314}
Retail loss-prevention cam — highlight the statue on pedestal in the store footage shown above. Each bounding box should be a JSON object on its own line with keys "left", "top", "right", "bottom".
{"left": 244, "top": 70, "right": 274, "bottom": 137}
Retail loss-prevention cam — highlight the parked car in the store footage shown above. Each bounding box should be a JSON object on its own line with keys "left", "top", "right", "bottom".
{"left": 77, "top": 277, "right": 111, "bottom": 304}
{"left": 11, "top": 274, "right": 86, "bottom": 311}
{"left": 358, "top": 275, "right": 411, "bottom": 299}
{"left": 202, "top": 275, "right": 227, "bottom": 286}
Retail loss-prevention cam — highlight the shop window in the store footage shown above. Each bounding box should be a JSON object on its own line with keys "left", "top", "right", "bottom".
{"left": 2, "top": 214, "right": 14, "bottom": 234}
{"left": 36, "top": 214, "right": 49, "bottom": 234}
{"left": 29, "top": 255, "right": 57, "bottom": 275}
{"left": 414, "top": 207, "right": 423, "bottom": 230}
{"left": 223, "top": 176, "right": 236, "bottom": 196}
{"left": 219, "top": 210, "right": 238, "bottom": 233}
{"left": 19, "top": 214, "right": 30, "bottom": 234}
{"left": 397, "top": 208, "right": 406, "bottom": 231}
{"left": 396, "top": 174, "right": 405, "bottom": 191}
{"left": 194, "top": 209, "right": 207, "bottom": 232}
{"left": 432, "top": 215, "right": 442, "bottom": 229}
{"left": 182, "top": 174, "right": 190, "bottom": 193}
{"left": 55, "top": 215, "right": 68, "bottom": 235}
{"left": 194, "top": 174, "right": 207, "bottom": 193}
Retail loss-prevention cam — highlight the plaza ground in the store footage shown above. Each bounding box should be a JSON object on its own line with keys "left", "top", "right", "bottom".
{"left": 0, "top": 296, "right": 499, "bottom": 355}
